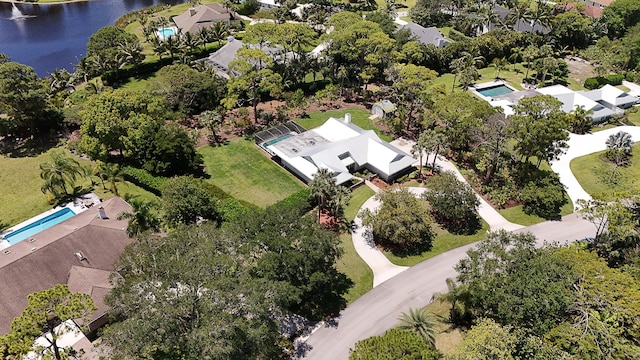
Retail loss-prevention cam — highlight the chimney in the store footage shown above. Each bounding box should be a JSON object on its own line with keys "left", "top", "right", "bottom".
{"left": 189, "top": 7, "right": 196, "bottom": 16}
{"left": 97, "top": 206, "right": 108, "bottom": 219}
{"left": 75, "top": 251, "right": 86, "bottom": 262}
{"left": 344, "top": 113, "right": 351, "bottom": 123}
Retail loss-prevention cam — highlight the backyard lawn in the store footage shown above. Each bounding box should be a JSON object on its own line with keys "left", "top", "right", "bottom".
{"left": 570, "top": 144, "right": 640, "bottom": 201}
{"left": 295, "top": 108, "right": 393, "bottom": 142}
{"left": 0, "top": 147, "right": 157, "bottom": 230}
{"left": 198, "top": 139, "right": 305, "bottom": 207}
{"left": 498, "top": 202, "right": 574, "bottom": 226}
{"left": 335, "top": 185, "right": 376, "bottom": 304}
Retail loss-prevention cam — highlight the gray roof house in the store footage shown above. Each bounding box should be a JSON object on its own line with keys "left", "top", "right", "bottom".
{"left": 0, "top": 197, "right": 133, "bottom": 335}
{"left": 371, "top": 100, "right": 396, "bottom": 120}
{"left": 488, "top": 5, "right": 550, "bottom": 34}
{"left": 173, "top": 4, "right": 238, "bottom": 34}
{"left": 398, "top": 22, "right": 449, "bottom": 48}
{"left": 267, "top": 114, "right": 416, "bottom": 185}
{"left": 202, "top": 37, "right": 294, "bottom": 78}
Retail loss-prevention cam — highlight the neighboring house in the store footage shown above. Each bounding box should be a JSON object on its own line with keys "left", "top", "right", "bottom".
{"left": 579, "top": 84, "right": 639, "bottom": 109}
{"left": 579, "top": 0, "right": 614, "bottom": 8}
{"left": 488, "top": 5, "right": 551, "bottom": 34}
{"left": 172, "top": 4, "right": 238, "bottom": 34}
{"left": 0, "top": 197, "right": 133, "bottom": 336}
{"left": 398, "top": 22, "right": 449, "bottom": 48}
{"left": 565, "top": 2, "right": 604, "bottom": 18}
{"left": 371, "top": 100, "right": 397, "bottom": 120}
{"left": 258, "top": 0, "right": 281, "bottom": 9}
{"left": 537, "top": 84, "right": 619, "bottom": 123}
{"left": 266, "top": 115, "right": 416, "bottom": 185}
{"left": 202, "top": 36, "right": 294, "bottom": 78}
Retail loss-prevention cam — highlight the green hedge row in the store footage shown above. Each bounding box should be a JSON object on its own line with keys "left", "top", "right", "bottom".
{"left": 122, "top": 166, "right": 167, "bottom": 196}
{"left": 269, "top": 189, "right": 312, "bottom": 215}
{"left": 584, "top": 74, "right": 624, "bottom": 90}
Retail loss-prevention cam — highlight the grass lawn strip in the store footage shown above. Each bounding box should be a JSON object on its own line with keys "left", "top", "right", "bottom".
{"left": 383, "top": 220, "right": 490, "bottom": 267}
{"left": 336, "top": 185, "right": 375, "bottom": 304}
{"left": 498, "top": 201, "right": 574, "bottom": 227}
{"left": 198, "top": 138, "right": 305, "bottom": 208}
{"left": 296, "top": 108, "right": 393, "bottom": 142}
{"left": 0, "top": 147, "right": 157, "bottom": 230}
{"left": 570, "top": 143, "right": 640, "bottom": 201}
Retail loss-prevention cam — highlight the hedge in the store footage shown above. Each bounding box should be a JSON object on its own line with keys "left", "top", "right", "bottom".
{"left": 583, "top": 74, "right": 625, "bottom": 90}
{"left": 122, "top": 166, "right": 167, "bottom": 196}
{"left": 269, "top": 188, "right": 312, "bottom": 215}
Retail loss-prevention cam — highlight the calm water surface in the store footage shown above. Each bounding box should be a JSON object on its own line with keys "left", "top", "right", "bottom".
{"left": 0, "top": 0, "right": 185, "bottom": 76}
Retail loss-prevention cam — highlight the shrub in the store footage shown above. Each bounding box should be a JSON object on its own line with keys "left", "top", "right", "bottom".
{"left": 520, "top": 177, "right": 567, "bottom": 219}
{"left": 122, "top": 166, "right": 166, "bottom": 196}
{"left": 606, "top": 74, "right": 624, "bottom": 85}
{"left": 270, "top": 189, "right": 312, "bottom": 215}
{"left": 583, "top": 77, "right": 601, "bottom": 90}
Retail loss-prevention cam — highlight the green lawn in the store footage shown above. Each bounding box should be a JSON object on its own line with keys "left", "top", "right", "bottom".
{"left": 336, "top": 185, "right": 375, "bottom": 304}
{"left": 570, "top": 144, "right": 640, "bottom": 201}
{"left": 198, "top": 139, "right": 305, "bottom": 207}
{"left": 0, "top": 147, "right": 157, "bottom": 230}
{"left": 384, "top": 219, "right": 490, "bottom": 267}
{"left": 433, "top": 63, "right": 585, "bottom": 94}
{"left": 498, "top": 201, "right": 574, "bottom": 226}
{"left": 295, "top": 108, "right": 393, "bottom": 142}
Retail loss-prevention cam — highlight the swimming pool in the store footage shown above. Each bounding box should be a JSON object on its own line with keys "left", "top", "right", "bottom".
{"left": 477, "top": 84, "right": 514, "bottom": 97}
{"left": 156, "top": 27, "right": 175, "bottom": 40}
{"left": 3, "top": 208, "right": 77, "bottom": 245}
{"left": 264, "top": 133, "right": 293, "bottom": 147}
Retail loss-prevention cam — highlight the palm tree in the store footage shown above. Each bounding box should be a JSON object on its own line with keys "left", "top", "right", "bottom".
{"left": 490, "top": 57, "right": 508, "bottom": 79}
{"left": 40, "top": 150, "right": 84, "bottom": 198}
{"left": 397, "top": 308, "right": 437, "bottom": 347}
{"left": 508, "top": 46, "right": 523, "bottom": 71}
{"left": 210, "top": 22, "right": 230, "bottom": 47}
{"left": 567, "top": 106, "right": 593, "bottom": 134}
{"left": 523, "top": 45, "right": 539, "bottom": 80}
{"left": 451, "top": 52, "right": 484, "bottom": 91}
{"left": 200, "top": 110, "right": 224, "bottom": 145}
{"left": 411, "top": 131, "right": 430, "bottom": 175}
{"left": 98, "top": 163, "right": 124, "bottom": 196}
{"left": 428, "top": 130, "right": 448, "bottom": 174}
{"left": 329, "top": 185, "right": 352, "bottom": 219}
{"left": 606, "top": 131, "right": 634, "bottom": 166}
{"left": 117, "top": 199, "right": 161, "bottom": 238}
{"left": 308, "top": 168, "right": 335, "bottom": 223}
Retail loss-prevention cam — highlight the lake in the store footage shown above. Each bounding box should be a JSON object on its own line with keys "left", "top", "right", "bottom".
{"left": 0, "top": 0, "right": 185, "bottom": 77}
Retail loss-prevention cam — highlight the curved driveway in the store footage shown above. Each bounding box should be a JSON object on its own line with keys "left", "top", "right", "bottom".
{"left": 550, "top": 126, "right": 640, "bottom": 208}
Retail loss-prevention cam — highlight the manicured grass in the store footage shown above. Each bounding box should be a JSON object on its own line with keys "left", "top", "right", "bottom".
{"left": 336, "top": 185, "right": 375, "bottom": 304}
{"left": 498, "top": 201, "right": 574, "bottom": 226}
{"left": 571, "top": 144, "right": 640, "bottom": 201}
{"left": 625, "top": 109, "right": 640, "bottom": 126}
{"left": 424, "top": 300, "right": 464, "bottom": 356}
{"left": 384, "top": 220, "right": 490, "bottom": 267}
{"left": 198, "top": 139, "right": 305, "bottom": 207}
{"left": 0, "top": 147, "right": 157, "bottom": 230}
{"left": 295, "top": 108, "right": 393, "bottom": 142}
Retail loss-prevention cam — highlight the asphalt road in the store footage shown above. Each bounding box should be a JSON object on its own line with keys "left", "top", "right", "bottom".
{"left": 299, "top": 213, "right": 596, "bottom": 360}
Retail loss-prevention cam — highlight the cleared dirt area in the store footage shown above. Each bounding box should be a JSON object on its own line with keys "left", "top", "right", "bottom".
{"left": 566, "top": 56, "right": 596, "bottom": 84}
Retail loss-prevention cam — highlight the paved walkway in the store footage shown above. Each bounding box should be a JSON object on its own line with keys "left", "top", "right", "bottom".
{"left": 353, "top": 138, "right": 523, "bottom": 287}
{"left": 623, "top": 80, "right": 640, "bottom": 97}
{"left": 550, "top": 126, "right": 640, "bottom": 208}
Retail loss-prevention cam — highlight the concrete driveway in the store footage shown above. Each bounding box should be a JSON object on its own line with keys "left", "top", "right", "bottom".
{"left": 550, "top": 126, "right": 640, "bottom": 208}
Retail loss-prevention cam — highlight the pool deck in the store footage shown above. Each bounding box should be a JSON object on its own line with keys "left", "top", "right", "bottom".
{"left": 0, "top": 193, "right": 101, "bottom": 250}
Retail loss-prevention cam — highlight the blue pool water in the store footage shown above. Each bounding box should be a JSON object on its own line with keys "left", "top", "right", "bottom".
{"left": 477, "top": 84, "right": 514, "bottom": 97}
{"left": 264, "top": 134, "right": 293, "bottom": 147}
{"left": 3, "top": 208, "right": 77, "bottom": 245}
{"left": 158, "top": 28, "right": 175, "bottom": 38}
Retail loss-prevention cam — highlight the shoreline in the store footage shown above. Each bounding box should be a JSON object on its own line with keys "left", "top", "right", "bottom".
{"left": 1, "top": 0, "right": 90, "bottom": 4}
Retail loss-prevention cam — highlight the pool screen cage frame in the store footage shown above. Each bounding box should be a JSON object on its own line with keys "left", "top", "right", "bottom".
{"left": 255, "top": 121, "right": 306, "bottom": 153}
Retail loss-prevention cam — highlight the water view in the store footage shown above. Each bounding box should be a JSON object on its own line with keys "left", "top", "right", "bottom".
{"left": 0, "top": 0, "right": 185, "bottom": 76}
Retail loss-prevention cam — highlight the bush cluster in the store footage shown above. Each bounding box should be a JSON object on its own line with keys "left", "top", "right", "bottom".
{"left": 122, "top": 166, "right": 166, "bottom": 195}
{"left": 583, "top": 74, "right": 624, "bottom": 89}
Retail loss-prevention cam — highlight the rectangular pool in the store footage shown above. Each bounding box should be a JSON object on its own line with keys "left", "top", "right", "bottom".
{"left": 3, "top": 208, "right": 77, "bottom": 245}
{"left": 477, "top": 84, "right": 514, "bottom": 97}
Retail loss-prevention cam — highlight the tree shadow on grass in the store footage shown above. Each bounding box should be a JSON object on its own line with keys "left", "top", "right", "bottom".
{"left": 2, "top": 135, "right": 60, "bottom": 158}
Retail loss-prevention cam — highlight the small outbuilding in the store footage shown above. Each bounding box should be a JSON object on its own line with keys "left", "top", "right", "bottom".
{"left": 371, "top": 100, "right": 396, "bottom": 120}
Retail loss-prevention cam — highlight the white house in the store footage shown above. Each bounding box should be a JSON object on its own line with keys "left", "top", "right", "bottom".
{"left": 579, "top": 84, "right": 639, "bottom": 110}
{"left": 266, "top": 115, "right": 416, "bottom": 185}
{"left": 537, "top": 84, "right": 619, "bottom": 123}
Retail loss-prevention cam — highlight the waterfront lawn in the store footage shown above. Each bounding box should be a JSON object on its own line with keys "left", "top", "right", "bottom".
{"left": 295, "top": 108, "right": 393, "bottom": 142}
{"left": 570, "top": 144, "right": 640, "bottom": 201}
{"left": 198, "top": 139, "right": 305, "bottom": 207}
{"left": 336, "top": 185, "right": 376, "bottom": 303}
{"left": 384, "top": 220, "right": 490, "bottom": 267}
{"left": 0, "top": 147, "right": 157, "bottom": 231}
